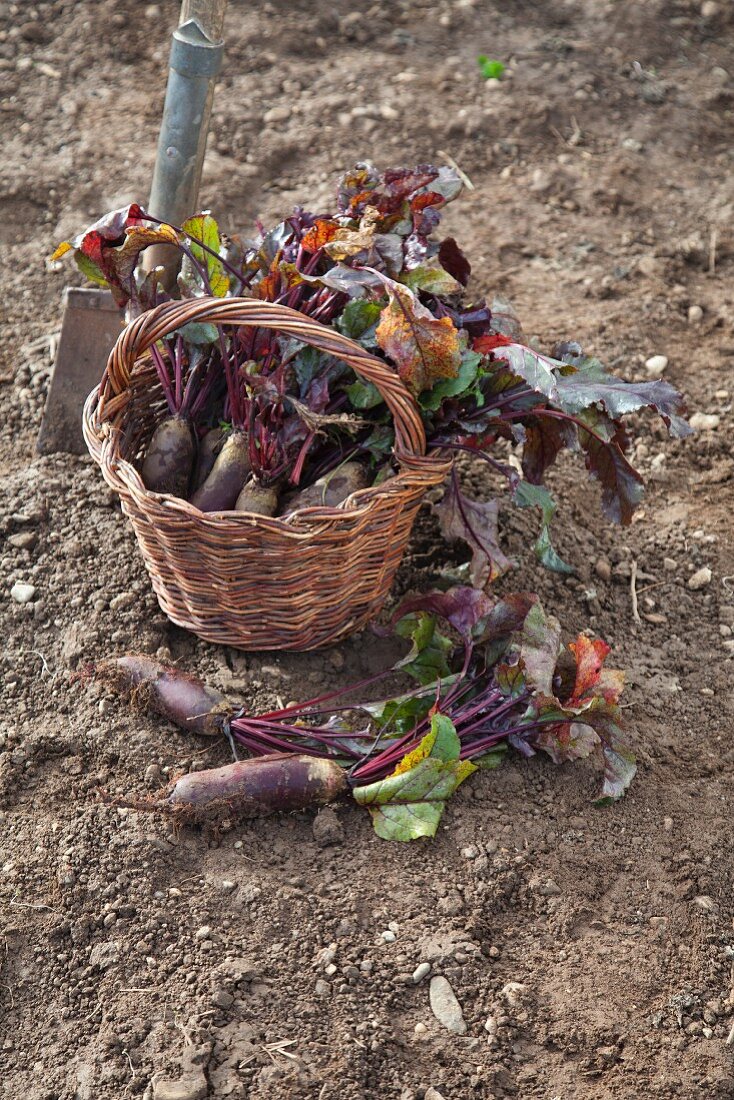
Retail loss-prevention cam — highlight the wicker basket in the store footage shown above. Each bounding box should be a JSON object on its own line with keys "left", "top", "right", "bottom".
{"left": 83, "top": 297, "right": 450, "bottom": 650}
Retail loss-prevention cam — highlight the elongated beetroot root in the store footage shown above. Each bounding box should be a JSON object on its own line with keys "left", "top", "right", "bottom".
{"left": 190, "top": 429, "right": 250, "bottom": 512}
{"left": 193, "top": 425, "right": 225, "bottom": 491}
{"left": 105, "top": 754, "right": 347, "bottom": 826}
{"left": 96, "top": 655, "right": 231, "bottom": 737}
{"left": 141, "top": 416, "right": 195, "bottom": 497}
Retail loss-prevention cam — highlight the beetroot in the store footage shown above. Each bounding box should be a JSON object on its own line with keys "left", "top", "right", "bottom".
{"left": 106, "top": 754, "right": 347, "bottom": 826}
{"left": 235, "top": 478, "right": 279, "bottom": 515}
{"left": 141, "top": 415, "right": 195, "bottom": 497}
{"left": 190, "top": 429, "right": 251, "bottom": 512}
{"left": 96, "top": 655, "right": 230, "bottom": 737}
{"left": 193, "top": 425, "right": 226, "bottom": 491}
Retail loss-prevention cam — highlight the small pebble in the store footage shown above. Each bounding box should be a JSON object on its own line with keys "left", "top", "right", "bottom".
{"left": 663, "top": 817, "right": 674, "bottom": 832}
{"left": 109, "top": 590, "right": 135, "bottom": 611}
{"left": 381, "top": 930, "right": 396, "bottom": 943}
{"left": 10, "top": 582, "right": 35, "bottom": 604}
{"left": 413, "top": 962, "right": 431, "bottom": 983}
{"left": 501, "top": 981, "right": 526, "bottom": 1006}
{"left": 594, "top": 558, "right": 612, "bottom": 583}
{"left": 701, "top": 0, "right": 718, "bottom": 16}
{"left": 663, "top": 557, "right": 677, "bottom": 571}
{"left": 689, "top": 412, "right": 720, "bottom": 431}
{"left": 714, "top": 389, "right": 729, "bottom": 401}
{"left": 414, "top": 1022, "right": 428, "bottom": 1037}
{"left": 687, "top": 305, "right": 704, "bottom": 324}
{"left": 722, "top": 640, "right": 734, "bottom": 656}
{"left": 424, "top": 1089, "right": 447, "bottom": 1100}
{"left": 8, "top": 531, "right": 37, "bottom": 550}
{"left": 315, "top": 979, "right": 330, "bottom": 996}
{"left": 461, "top": 845, "right": 478, "bottom": 859}
{"left": 263, "top": 105, "right": 290, "bottom": 124}
{"left": 702, "top": 1026, "right": 714, "bottom": 1039}
{"left": 195, "top": 925, "right": 211, "bottom": 941}
{"left": 144, "top": 763, "right": 164, "bottom": 786}
{"left": 211, "top": 990, "right": 234, "bottom": 1009}
{"left": 645, "top": 354, "right": 668, "bottom": 377}
{"left": 688, "top": 567, "right": 712, "bottom": 591}
{"left": 220, "top": 880, "right": 236, "bottom": 892}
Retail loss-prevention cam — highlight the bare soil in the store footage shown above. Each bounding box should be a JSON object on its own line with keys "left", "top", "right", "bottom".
{"left": 1, "top": 1, "right": 734, "bottom": 1097}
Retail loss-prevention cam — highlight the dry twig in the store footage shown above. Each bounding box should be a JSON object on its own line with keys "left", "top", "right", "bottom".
{"left": 630, "top": 560, "right": 642, "bottom": 624}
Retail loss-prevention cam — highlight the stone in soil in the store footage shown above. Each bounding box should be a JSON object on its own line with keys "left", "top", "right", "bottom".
{"left": 429, "top": 975, "right": 467, "bottom": 1035}
{"left": 689, "top": 412, "right": 720, "bottom": 431}
{"left": 10, "top": 582, "right": 35, "bottom": 603}
{"left": 645, "top": 354, "right": 668, "bottom": 377}
{"left": 688, "top": 567, "right": 712, "bottom": 590}
{"left": 413, "top": 961, "right": 431, "bottom": 983}
{"left": 153, "top": 1073, "right": 208, "bottom": 1100}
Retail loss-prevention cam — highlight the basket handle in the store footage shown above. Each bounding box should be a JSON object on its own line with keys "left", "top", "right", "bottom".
{"left": 97, "top": 296, "right": 427, "bottom": 457}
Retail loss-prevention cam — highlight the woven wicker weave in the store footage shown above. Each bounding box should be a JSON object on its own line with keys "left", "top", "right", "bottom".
{"left": 83, "top": 297, "right": 450, "bottom": 650}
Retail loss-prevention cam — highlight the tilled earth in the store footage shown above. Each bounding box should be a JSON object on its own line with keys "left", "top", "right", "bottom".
{"left": 1, "top": 1, "right": 734, "bottom": 1097}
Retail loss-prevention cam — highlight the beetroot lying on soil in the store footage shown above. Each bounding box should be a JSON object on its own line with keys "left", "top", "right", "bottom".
{"left": 105, "top": 754, "right": 347, "bottom": 826}
{"left": 97, "top": 584, "right": 634, "bottom": 841}
{"left": 96, "top": 655, "right": 231, "bottom": 737}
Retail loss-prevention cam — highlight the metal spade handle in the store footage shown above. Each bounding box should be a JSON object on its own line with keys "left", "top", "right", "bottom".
{"left": 146, "top": 0, "right": 228, "bottom": 282}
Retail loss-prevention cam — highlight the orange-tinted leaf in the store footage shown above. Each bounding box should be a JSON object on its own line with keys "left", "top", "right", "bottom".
{"left": 375, "top": 278, "right": 461, "bottom": 394}
{"left": 568, "top": 635, "right": 611, "bottom": 702}
{"left": 301, "top": 219, "right": 340, "bottom": 253}
{"left": 596, "top": 666, "right": 626, "bottom": 705}
{"left": 473, "top": 333, "right": 513, "bottom": 354}
{"left": 410, "top": 190, "right": 443, "bottom": 213}
{"left": 255, "top": 266, "right": 282, "bottom": 301}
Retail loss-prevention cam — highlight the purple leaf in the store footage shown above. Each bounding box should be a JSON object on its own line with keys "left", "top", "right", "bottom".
{"left": 438, "top": 237, "right": 471, "bottom": 286}
{"left": 390, "top": 586, "right": 494, "bottom": 643}
{"left": 434, "top": 474, "right": 513, "bottom": 587}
